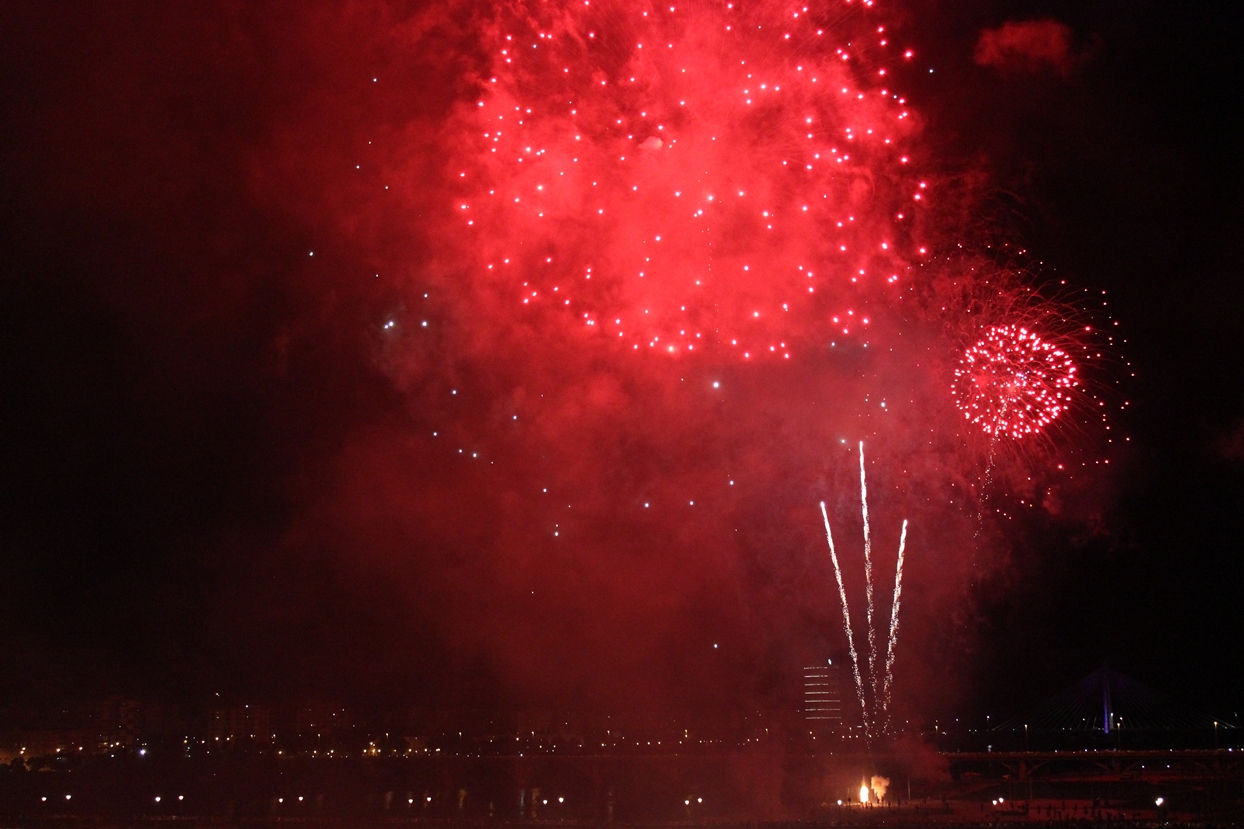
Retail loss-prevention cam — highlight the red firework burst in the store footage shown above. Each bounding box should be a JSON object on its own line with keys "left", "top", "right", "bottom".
{"left": 952, "top": 323, "right": 1078, "bottom": 440}
{"left": 436, "top": 0, "right": 923, "bottom": 362}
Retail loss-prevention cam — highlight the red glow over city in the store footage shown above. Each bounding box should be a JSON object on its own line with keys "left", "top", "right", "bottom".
{"left": 11, "top": 5, "right": 1241, "bottom": 813}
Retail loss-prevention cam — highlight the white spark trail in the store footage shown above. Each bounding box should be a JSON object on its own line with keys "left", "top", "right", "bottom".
{"left": 858, "top": 441, "right": 877, "bottom": 729}
{"left": 821, "top": 500, "right": 869, "bottom": 741}
{"left": 880, "top": 518, "right": 908, "bottom": 728}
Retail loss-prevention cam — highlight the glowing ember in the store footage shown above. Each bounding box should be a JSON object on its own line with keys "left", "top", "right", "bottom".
{"left": 952, "top": 323, "right": 1078, "bottom": 439}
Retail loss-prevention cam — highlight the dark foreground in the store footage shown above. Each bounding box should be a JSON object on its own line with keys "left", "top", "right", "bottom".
{"left": 0, "top": 819, "right": 1237, "bottom": 829}
{"left": 1, "top": 750, "right": 1242, "bottom": 827}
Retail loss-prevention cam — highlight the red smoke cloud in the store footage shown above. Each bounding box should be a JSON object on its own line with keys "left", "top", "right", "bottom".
{"left": 235, "top": 0, "right": 1120, "bottom": 720}
{"left": 975, "top": 19, "right": 1076, "bottom": 77}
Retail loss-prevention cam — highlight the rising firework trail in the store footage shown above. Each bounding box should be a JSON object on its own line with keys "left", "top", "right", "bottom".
{"left": 859, "top": 441, "right": 877, "bottom": 711}
{"left": 820, "top": 500, "right": 869, "bottom": 741}
{"left": 880, "top": 519, "right": 907, "bottom": 727}
{"left": 821, "top": 442, "right": 909, "bottom": 740}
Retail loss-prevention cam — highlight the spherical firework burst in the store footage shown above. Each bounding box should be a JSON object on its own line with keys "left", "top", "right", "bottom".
{"left": 952, "top": 323, "right": 1078, "bottom": 440}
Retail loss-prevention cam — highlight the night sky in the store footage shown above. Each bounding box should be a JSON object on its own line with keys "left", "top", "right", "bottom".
{"left": 1, "top": 0, "right": 1241, "bottom": 727}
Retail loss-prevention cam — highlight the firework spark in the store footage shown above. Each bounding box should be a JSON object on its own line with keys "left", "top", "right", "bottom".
{"left": 820, "top": 500, "right": 869, "bottom": 741}
{"left": 858, "top": 440, "right": 877, "bottom": 720}
{"left": 952, "top": 323, "right": 1079, "bottom": 440}
{"left": 820, "top": 442, "right": 909, "bottom": 740}
{"left": 880, "top": 518, "right": 907, "bottom": 727}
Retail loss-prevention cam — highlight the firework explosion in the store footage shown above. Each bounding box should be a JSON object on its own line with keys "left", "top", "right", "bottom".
{"left": 272, "top": 0, "right": 1123, "bottom": 714}
{"left": 434, "top": 0, "right": 925, "bottom": 360}
{"left": 952, "top": 323, "right": 1079, "bottom": 440}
